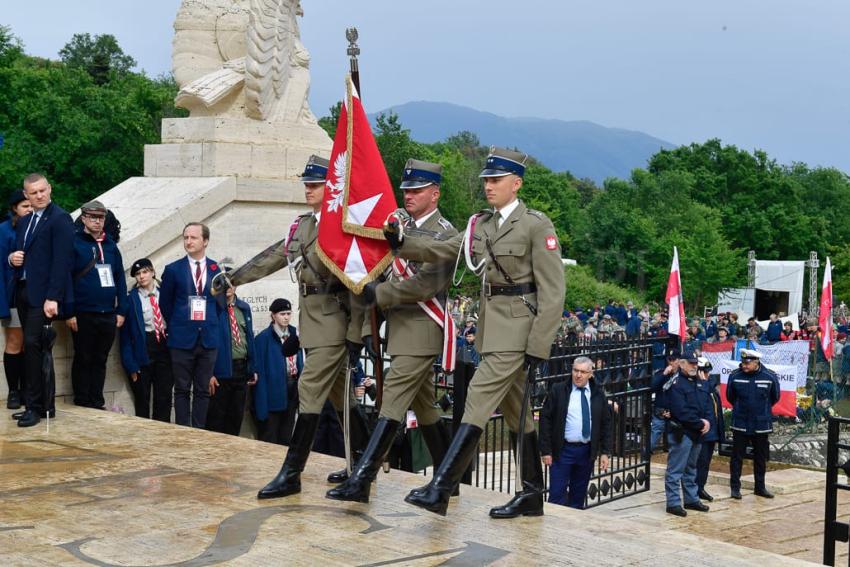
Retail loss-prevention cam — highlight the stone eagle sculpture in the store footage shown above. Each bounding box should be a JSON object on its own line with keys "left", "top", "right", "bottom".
{"left": 172, "top": 0, "right": 316, "bottom": 124}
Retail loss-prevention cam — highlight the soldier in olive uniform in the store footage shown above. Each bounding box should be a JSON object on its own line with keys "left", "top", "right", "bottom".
{"left": 211, "top": 155, "right": 369, "bottom": 498}
{"left": 327, "top": 159, "right": 458, "bottom": 503}
{"left": 385, "top": 147, "right": 566, "bottom": 517}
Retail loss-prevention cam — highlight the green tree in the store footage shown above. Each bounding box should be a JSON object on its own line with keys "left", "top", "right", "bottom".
{"left": 0, "top": 28, "right": 185, "bottom": 210}
{"left": 0, "top": 25, "right": 23, "bottom": 66}
{"left": 318, "top": 101, "right": 341, "bottom": 138}
{"left": 59, "top": 33, "right": 136, "bottom": 85}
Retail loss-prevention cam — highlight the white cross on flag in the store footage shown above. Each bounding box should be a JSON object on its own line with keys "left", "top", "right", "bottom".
{"left": 317, "top": 75, "right": 397, "bottom": 292}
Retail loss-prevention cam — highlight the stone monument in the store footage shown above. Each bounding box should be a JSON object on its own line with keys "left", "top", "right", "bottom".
{"left": 0, "top": 0, "right": 332, "bottom": 419}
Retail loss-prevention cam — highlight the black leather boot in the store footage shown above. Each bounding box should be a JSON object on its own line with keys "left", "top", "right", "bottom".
{"left": 404, "top": 423, "right": 482, "bottom": 516}
{"left": 326, "top": 418, "right": 399, "bottom": 503}
{"left": 257, "top": 413, "right": 320, "bottom": 499}
{"left": 489, "top": 431, "right": 545, "bottom": 518}
{"left": 327, "top": 406, "right": 371, "bottom": 483}
{"left": 410, "top": 420, "right": 459, "bottom": 497}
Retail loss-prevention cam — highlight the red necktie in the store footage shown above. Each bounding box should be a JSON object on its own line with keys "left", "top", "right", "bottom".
{"left": 194, "top": 261, "right": 203, "bottom": 294}
{"left": 228, "top": 304, "right": 242, "bottom": 346}
{"left": 149, "top": 294, "right": 165, "bottom": 342}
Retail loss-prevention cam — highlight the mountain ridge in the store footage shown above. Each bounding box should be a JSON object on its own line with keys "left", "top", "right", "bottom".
{"left": 368, "top": 101, "right": 675, "bottom": 183}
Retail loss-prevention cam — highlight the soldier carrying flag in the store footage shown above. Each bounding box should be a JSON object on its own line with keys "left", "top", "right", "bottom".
{"left": 384, "top": 146, "right": 566, "bottom": 518}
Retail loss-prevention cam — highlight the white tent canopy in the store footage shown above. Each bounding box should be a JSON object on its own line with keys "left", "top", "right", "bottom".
{"left": 754, "top": 260, "right": 805, "bottom": 316}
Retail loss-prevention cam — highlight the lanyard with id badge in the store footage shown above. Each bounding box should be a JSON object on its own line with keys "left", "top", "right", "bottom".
{"left": 190, "top": 296, "right": 207, "bottom": 321}
{"left": 96, "top": 264, "right": 114, "bottom": 287}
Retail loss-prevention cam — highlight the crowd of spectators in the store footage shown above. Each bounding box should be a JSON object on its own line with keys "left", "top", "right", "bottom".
{"left": 1, "top": 174, "right": 305, "bottom": 437}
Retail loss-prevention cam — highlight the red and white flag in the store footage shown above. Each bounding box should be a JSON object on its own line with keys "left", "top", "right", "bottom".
{"left": 819, "top": 256, "right": 834, "bottom": 359}
{"left": 665, "top": 247, "right": 686, "bottom": 343}
{"left": 317, "top": 75, "right": 397, "bottom": 292}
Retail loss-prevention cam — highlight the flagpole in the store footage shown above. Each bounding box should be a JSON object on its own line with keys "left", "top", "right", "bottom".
{"left": 345, "top": 26, "right": 384, "bottom": 413}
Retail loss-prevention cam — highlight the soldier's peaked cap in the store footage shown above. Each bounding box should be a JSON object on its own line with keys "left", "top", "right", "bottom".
{"left": 479, "top": 146, "right": 528, "bottom": 178}
{"left": 300, "top": 155, "right": 330, "bottom": 183}
{"left": 400, "top": 159, "right": 442, "bottom": 190}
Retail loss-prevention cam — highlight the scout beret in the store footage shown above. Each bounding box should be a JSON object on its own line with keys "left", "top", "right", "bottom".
{"left": 130, "top": 258, "right": 154, "bottom": 277}
{"left": 270, "top": 298, "right": 292, "bottom": 313}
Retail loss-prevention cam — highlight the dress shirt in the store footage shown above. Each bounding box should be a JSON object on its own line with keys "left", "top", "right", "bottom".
{"left": 495, "top": 198, "right": 519, "bottom": 229}
{"left": 187, "top": 256, "right": 207, "bottom": 293}
{"left": 564, "top": 382, "right": 592, "bottom": 443}
{"left": 138, "top": 287, "right": 162, "bottom": 333}
{"left": 413, "top": 208, "right": 438, "bottom": 228}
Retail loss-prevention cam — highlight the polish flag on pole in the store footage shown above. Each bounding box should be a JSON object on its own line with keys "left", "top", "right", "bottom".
{"left": 665, "top": 247, "right": 687, "bottom": 343}
{"left": 819, "top": 257, "right": 834, "bottom": 359}
{"left": 317, "top": 75, "right": 397, "bottom": 292}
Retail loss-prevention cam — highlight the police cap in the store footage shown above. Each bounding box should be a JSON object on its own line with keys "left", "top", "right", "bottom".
{"left": 300, "top": 155, "right": 330, "bottom": 183}
{"left": 479, "top": 146, "right": 528, "bottom": 178}
{"left": 400, "top": 159, "right": 442, "bottom": 190}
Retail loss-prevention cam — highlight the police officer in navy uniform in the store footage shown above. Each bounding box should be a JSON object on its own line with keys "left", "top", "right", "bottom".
{"left": 664, "top": 351, "right": 711, "bottom": 517}
{"left": 726, "top": 348, "right": 781, "bottom": 499}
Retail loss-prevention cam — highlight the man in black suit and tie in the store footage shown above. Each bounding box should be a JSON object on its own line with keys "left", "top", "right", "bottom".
{"left": 159, "top": 222, "right": 222, "bottom": 428}
{"left": 539, "top": 355, "right": 612, "bottom": 509}
{"left": 7, "top": 173, "right": 75, "bottom": 427}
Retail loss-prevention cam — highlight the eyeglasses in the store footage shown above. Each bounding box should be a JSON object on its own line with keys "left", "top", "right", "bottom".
{"left": 84, "top": 215, "right": 106, "bottom": 222}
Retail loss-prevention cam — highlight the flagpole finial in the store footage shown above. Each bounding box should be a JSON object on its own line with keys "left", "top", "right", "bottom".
{"left": 346, "top": 28, "right": 360, "bottom": 62}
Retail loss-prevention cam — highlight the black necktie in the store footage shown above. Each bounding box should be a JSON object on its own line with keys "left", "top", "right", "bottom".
{"left": 579, "top": 386, "right": 590, "bottom": 439}
{"left": 23, "top": 213, "right": 39, "bottom": 246}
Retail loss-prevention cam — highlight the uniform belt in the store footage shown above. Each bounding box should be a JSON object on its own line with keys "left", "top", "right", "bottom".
{"left": 301, "top": 283, "right": 346, "bottom": 296}
{"left": 484, "top": 282, "right": 537, "bottom": 297}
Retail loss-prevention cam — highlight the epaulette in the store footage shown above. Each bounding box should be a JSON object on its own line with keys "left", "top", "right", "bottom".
{"left": 297, "top": 211, "right": 312, "bottom": 218}
{"left": 526, "top": 208, "right": 544, "bottom": 219}
{"left": 437, "top": 217, "right": 454, "bottom": 231}
{"left": 476, "top": 209, "right": 494, "bottom": 219}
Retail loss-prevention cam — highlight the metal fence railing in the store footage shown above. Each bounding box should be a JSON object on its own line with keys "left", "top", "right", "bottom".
{"left": 824, "top": 416, "right": 850, "bottom": 566}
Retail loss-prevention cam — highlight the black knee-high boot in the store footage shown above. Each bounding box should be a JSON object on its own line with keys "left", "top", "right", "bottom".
{"left": 325, "top": 417, "right": 399, "bottom": 502}
{"left": 410, "top": 419, "right": 459, "bottom": 497}
{"left": 404, "top": 423, "right": 482, "bottom": 516}
{"left": 257, "top": 413, "right": 321, "bottom": 499}
{"left": 489, "top": 431, "right": 544, "bottom": 518}
{"left": 327, "top": 406, "right": 371, "bottom": 483}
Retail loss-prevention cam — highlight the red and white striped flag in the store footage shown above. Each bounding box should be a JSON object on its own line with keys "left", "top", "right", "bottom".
{"left": 317, "top": 75, "right": 396, "bottom": 292}
{"left": 665, "top": 247, "right": 686, "bottom": 343}
{"left": 392, "top": 257, "right": 456, "bottom": 371}
{"left": 819, "top": 257, "right": 834, "bottom": 359}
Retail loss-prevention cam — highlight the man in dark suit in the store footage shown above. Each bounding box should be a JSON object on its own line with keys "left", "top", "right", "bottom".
{"left": 539, "top": 355, "right": 612, "bottom": 509}
{"left": 7, "top": 173, "right": 75, "bottom": 427}
{"left": 159, "top": 222, "right": 222, "bottom": 428}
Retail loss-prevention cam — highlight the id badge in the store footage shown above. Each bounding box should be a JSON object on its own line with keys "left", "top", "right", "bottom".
{"left": 96, "top": 264, "right": 114, "bottom": 287}
{"left": 406, "top": 410, "right": 418, "bottom": 429}
{"left": 189, "top": 296, "right": 207, "bottom": 321}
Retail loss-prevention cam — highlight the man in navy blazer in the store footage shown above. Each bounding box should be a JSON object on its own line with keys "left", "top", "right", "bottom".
{"left": 7, "top": 173, "right": 74, "bottom": 427}
{"left": 539, "top": 356, "right": 612, "bottom": 509}
{"left": 159, "top": 222, "right": 222, "bottom": 428}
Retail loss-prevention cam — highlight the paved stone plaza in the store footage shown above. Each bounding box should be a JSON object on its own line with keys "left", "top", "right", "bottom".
{"left": 0, "top": 404, "right": 826, "bottom": 566}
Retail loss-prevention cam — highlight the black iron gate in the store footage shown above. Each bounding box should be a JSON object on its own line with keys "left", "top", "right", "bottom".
{"left": 469, "top": 335, "right": 673, "bottom": 508}
{"left": 360, "top": 334, "right": 674, "bottom": 508}
{"left": 824, "top": 416, "right": 850, "bottom": 566}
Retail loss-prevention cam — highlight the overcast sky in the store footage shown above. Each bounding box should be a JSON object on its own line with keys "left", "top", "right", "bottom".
{"left": 4, "top": 0, "right": 849, "bottom": 173}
